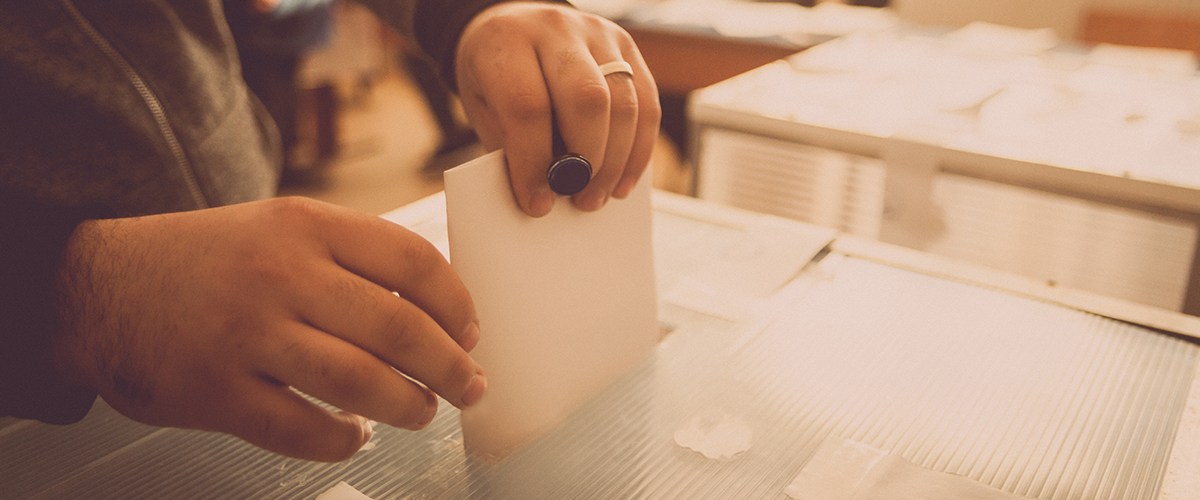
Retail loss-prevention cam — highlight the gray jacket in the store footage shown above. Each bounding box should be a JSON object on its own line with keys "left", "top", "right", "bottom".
{"left": 0, "top": 0, "right": 513, "bottom": 424}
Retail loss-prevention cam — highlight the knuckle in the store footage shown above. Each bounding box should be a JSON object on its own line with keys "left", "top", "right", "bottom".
{"left": 533, "top": 6, "right": 574, "bottom": 31}
{"left": 230, "top": 199, "right": 328, "bottom": 286}
{"left": 266, "top": 196, "right": 327, "bottom": 224}
{"left": 394, "top": 234, "right": 455, "bottom": 291}
{"left": 328, "top": 274, "right": 375, "bottom": 316}
{"left": 445, "top": 354, "right": 477, "bottom": 389}
{"left": 396, "top": 231, "right": 442, "bottom": 270}
{"left": 568, "top": 83, "right": 611, "bottom": 118}
{"left": 325, "top": 363, "right": 375, "bottom": 402}
{"left": 471, "top": 15, "right": 507, "bottom": 38}
{"left": 468, "top": 18, "right": 520, "bottom": 55}
{"left": 610, "top": 91, "right": 639, "bottom": 121}
{"left": 505, "top": 91, "right": 551, "bottom": 123}
{"left": 612, "top": 25, "right": 637, "bottom": 48}
{"left": 642, "top": 95, "right": 663, "bottom": 125}
{"left": 380, "top": 305, "right": 420, "bottom": 352}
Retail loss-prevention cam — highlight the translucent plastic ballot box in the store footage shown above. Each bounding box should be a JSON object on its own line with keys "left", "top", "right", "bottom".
{"left": 688, "top": 28, "right": 1200, "bottom": 316}
{"left": 4, "top": 191, "right": 1200, "bottom": 500}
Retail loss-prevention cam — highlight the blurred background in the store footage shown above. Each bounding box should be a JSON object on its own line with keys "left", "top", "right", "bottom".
{"left": 262, "top": 0, "right": 1200, "bottom": 315}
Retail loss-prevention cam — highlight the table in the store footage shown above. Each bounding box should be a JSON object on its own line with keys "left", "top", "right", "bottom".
{"left": 689, "top": 29, "right": 1200, "bottom": 315}
{"left": 619, "top": 19, "right": 809, "bottom": 158}
{"left": 4, "top": 192, "right": 1200, "bottom": 499}
{"left": 588, "top": 0, "right": 897, "bottom": 158}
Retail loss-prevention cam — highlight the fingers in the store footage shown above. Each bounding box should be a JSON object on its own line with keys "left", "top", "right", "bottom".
{"left": 563, "top": 45, "right": 658, "bottom": 208}
{"left": 570, "top": 54, "right": 638, "bottom": 210}
{"left": 289, "top": 265, "right": 486, "bottom": 411}
{"left": 540, "top": 48, "right": 612, "bottom": 203}
{"left": 536, "top": 25, "right": 647, "bottom": 212}
{"left": 456, "top": 4, "right": 661, "bottom": 216}
{"left": 460, "top": 30, "right": 557, "bottom": 216}
{"left": 66, "top": 198, "right": 486, "bottom": 462}
{"left": 276, "top": 204, "right": 485, "bottom": 413}
{"left": 613, "top": 47, "right": 660, "bottom": 200}
{"left": 293, "top": 206, "right": 485, "bottom": 409}
{"left": 228, "top": 382, "right": 375, "bottom": 462}
{"left": 258, "top": 320, "right": 441, "bottom": 428}
{"left": 314, "top": 205, "right": 479, "bottom": 351}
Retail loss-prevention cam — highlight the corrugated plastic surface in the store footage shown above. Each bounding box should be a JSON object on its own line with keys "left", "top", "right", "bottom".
{"left": 2, "top": 207, "right": 1194, "bottom": 500}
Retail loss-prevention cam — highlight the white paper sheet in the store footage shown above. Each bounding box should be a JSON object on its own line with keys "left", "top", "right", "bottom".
{"left": 315, "top": 482, "right": 374, "bottom": 500}
{"left": 444, "top": 151, "right": 658, "bottom": 461}
{"left": 660, "top": 216, "right": 834, "bottom": 322}
{"left": 786, "top": 438, "right": 1031, "bottom": 500}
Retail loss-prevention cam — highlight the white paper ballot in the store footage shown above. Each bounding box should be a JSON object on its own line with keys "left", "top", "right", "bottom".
{"left": 444, "top": 151, "right": 658, "bottom": 461}
{"left": 786, "top": 439, "right": 1031, "bottom": 500}
{"left": 315, "top": 482, "right": 374, "bottom": 500}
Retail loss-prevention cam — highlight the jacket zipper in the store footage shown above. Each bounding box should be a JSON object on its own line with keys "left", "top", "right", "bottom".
{"left": 58, "top": 0, "right": 210, "bottom": 210}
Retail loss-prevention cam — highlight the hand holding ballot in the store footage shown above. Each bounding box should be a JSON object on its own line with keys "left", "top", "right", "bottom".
{"left": 455, "top": 2, "right": 661, "bottom": 216}
{"left": 3, "top": 0, "right": 659, "bottom": 464}
{"left": 53, "top": 199, "right": 484, "bottom": 462}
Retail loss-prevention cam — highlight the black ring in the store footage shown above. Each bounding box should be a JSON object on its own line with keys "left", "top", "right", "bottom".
{"left": 547, "top": 154, "right": 592, "bottom": 196}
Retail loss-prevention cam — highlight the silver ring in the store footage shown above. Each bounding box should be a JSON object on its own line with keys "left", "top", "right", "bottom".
{"left": 599, "top": 61, "right": 633, "bottom": 78}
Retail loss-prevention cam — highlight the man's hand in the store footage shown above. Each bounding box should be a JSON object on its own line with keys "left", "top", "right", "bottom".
{"left": 52, "top": 197, "right": 485, "bottom": 462}
{"left": 455, "top": 2, "right": 661, "bottom": 217}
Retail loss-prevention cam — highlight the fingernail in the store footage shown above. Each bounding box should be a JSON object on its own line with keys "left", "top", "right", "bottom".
{"left": 461, "top": 322, "right": 480, "bottom": 352}
{"left": 461, "top": 364, "right": 487, "bottom": 407}
{"left": 418, "top": 391, "right": 438, "bottom": 428}
{"left": 530, "top": 190, "right": 554, "bottom": 217}
{"left": 360, "top": 417, "right": 374, "bottom": 442}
